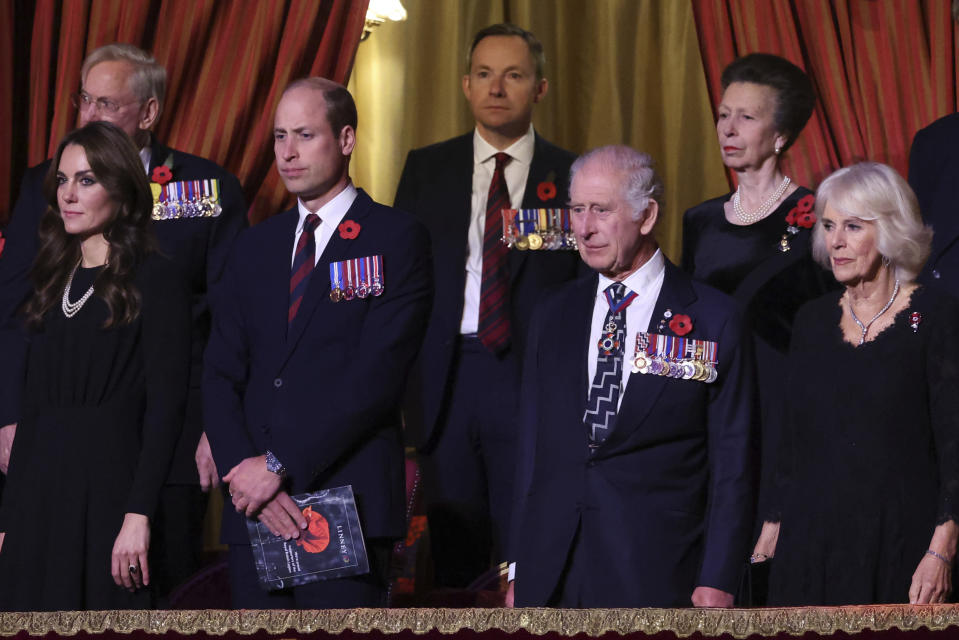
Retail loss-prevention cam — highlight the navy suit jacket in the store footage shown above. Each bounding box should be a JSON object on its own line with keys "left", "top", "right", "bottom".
{"left": 394, "top": 131, "right": 581, "bottom": 448}
{"left": 909, "top": 113, "right": 959, "bottom": 298}
{"left": 511, "top": 261, "right": 756, "bottom": 608}
{"left": 0, "top": 139, "right": 246, "bottom": 483}
{"left": 203, "top": 190, "right": 433, "bottom": 544}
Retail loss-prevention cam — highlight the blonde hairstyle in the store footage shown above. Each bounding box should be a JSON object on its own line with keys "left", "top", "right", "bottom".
{"left": 811, "top": 162, "right": 932, "bottom": 282}
{"left": 81, "top": 44, "right": 166, "bottom": 118}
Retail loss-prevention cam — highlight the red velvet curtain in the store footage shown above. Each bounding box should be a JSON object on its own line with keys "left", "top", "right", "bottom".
{"left": 692, "top": 0, "right": 959, "bottom": 189}
{"left": 1, "top": 0, "right": 369, "bottom": 226}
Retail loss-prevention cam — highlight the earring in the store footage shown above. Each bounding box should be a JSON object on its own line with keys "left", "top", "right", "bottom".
{"left": 774, "top": 142, "right": 782, "bottom": 155}
{"left": 882, "top": 255, "right": 891, "bottom": 268}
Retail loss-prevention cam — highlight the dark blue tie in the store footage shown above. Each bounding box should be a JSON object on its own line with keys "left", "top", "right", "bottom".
{"left": 584, "top": 282, "right": 636, "bottom": 446}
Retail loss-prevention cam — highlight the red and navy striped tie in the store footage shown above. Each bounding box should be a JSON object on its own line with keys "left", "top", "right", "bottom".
{"left": 478, "top": 152, "right": 512, "bottom": 354}
{"left": 289, "top": 213, "right": 321, "bottom": 325}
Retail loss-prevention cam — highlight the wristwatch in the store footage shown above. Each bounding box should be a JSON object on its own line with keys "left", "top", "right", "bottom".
{"left": 264, "top": 450, "right": 287, "bottom": 476}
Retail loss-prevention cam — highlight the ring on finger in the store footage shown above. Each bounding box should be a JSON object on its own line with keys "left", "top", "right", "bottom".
{"left": 129, "top": 564, "right": 139, "bottom": 575}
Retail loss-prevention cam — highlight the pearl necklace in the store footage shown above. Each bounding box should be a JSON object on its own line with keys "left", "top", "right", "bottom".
{"left": 61, "top": 263, "right": 97, "bottom": 318}
{"left": 732, "top": 175, "right": 791, "bottom": 224}
{"left": 847, "top": 279, "right": 900, "bottom": 346}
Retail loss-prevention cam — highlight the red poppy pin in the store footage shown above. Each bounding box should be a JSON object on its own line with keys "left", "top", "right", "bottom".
{"left": 909, "top": 311, "right": 922, "bottom": 333}
{"left": 795, "top": 211, "right": 816, "bottom": 229}
{"left": 151, "top": 166, "right": 172, "bottom": 185}
{"left": 785, "top": 207, "right": 798, "bottom": 226}
{"left": 0, "top": 230, "right": 5, "bottom": 258}
{"left": 537, "top": 181, "right": 557, "bottom": 202}
{"left": 338, "top": 219, "right": 361, "bottom": 239}
{"left": 796, "top": 194, "right": 815, "bottom": 212}
{"left": 669, "top": 314, "right": 693, "bottom": 336}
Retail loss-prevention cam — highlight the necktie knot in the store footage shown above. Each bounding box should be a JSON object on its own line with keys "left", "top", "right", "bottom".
{"left": 606, "top": 282, "right": 627, "bottom": 306}
{"left": 493, "top": 152, "right": 511, "bottom": 171}
{"left": 303, "top": 213, "right": 321, "bottom": 234}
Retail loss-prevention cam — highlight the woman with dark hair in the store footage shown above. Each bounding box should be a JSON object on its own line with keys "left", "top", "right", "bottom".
{"left": 766, "top": 162, "right": 957, "bottom": 605}
{"left": 680, "top": 54, "right": 834, "bottom": 597}
{"left": 0, "top": 121, "right": 190, "bottom": 611}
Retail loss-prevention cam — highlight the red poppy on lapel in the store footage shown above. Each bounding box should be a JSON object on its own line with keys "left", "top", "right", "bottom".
{"left": 338, "top": 220, "right": 361, "bottom": 239}
{"left": 909, "top": 311, "right": 922, "bottom": 333}
{"left": 797, "top": 194, "right": 815, "bottom": 212}
{"left": 669, "top": 314, "right": 693, "bottom": 336}
{"left": 537, "top": 181, "right": 557, "bottom": 201}
{"left": 151, "top": 166, "right": 172, "bottom": 185}
{"left": 0, "top": 231, "right": 5, "bottom": 258}
{"left": 795, "top": 211, "right": 816, "bottom": 228}
{"left": 785, "top": 207, "right": 798, "bottom": 226}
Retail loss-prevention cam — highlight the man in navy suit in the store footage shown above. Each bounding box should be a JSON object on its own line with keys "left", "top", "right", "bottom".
{"left": 204, "top": 78, "right": 432, "bottom": 608}
{"left": 394, "top": 23, "right": 580, "bottom": 588}
{"left": 507, "top": 145, "right": 755, "bottom": 608}
{"left": 909, "top": 112, "right": 959, "bottom": 299}
{"left": 0, "top": 43, "right": 246, "bottom": 598}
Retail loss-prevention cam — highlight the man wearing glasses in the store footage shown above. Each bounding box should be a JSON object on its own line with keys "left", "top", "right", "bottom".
{"left": 0, "top": 43, "right": 247, "bottom": 602}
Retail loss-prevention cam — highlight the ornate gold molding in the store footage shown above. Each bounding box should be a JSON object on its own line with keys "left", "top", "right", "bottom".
{"left": 2, "top": 606, "right": 959, "bottom": 637}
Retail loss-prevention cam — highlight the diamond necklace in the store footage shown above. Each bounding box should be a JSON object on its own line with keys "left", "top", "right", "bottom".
{"left": 847, "top": 278, "right": 900, "bottom": 346}
{"left": 732, "top": 175, "right": 791, "bottom": 224}
{"left": 61, "top": 263, "right": 97, "bottom": 318}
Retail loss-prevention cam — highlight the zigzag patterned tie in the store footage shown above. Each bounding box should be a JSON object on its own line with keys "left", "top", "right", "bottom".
{"left": 478, "top": 152, "right": 512, "bottom": 354}
{"left": 584, "top": 282, "right": 638, "bottom": 446}
{"left": 289, "top": 213, "right": 321, "bottom": 326}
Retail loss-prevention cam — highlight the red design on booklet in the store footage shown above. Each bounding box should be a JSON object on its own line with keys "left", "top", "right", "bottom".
{"left": 295, "top": 506, "right": 330, "bottom": 554}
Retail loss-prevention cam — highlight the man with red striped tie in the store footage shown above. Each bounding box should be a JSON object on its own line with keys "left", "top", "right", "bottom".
{"left": 204, "top": 78, "right": 432, "bottom": 608}
{"left": 394, "top": 24, "right": 581, "bottom": 588}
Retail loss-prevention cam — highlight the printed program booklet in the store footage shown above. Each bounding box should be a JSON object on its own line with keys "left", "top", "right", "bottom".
{"left": 246, "top": 485, "right": 369, "bottom": 590}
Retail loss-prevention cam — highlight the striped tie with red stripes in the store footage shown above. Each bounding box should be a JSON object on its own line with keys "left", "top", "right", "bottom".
{"left": 289, "top": 213, "right": 321, "bottom": 325}
{"left": 478, "top": 152, "right": 512, "bottom": 354}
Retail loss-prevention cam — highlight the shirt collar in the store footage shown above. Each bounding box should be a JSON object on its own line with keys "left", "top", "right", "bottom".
{"left": 597, "top": 248, "right": 666, "bottom": 297}
{"left": 472, "top": 123, "right": 535, "bottom": 167}
{"left": 139, "top": 146, "right": 152, "bottom": 174}
{"left": 296, "top": 182, "right": 358, "bottom": 232}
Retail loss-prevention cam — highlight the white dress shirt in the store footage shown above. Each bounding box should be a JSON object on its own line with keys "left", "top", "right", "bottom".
{"left": 139, "top": 147, "right": 152, "bottom": 174}
{"left": 586, "top": 249, "right": 666, "bottom": 407}
{"left": 460, "top": 125, "right": 536, "bottom": 334}
{"left": 291, "top": 183, "right": 358, "bottom": 266}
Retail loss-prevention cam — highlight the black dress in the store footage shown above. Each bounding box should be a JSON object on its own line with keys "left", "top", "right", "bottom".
{"left": 768, "top": 287, "right": 959, "bottom": 605}
{"left": 682, "top": 189, "right": 835, "bottom": 521}
{"left": 0, "top": 255, "right": 190, "bottom": 611}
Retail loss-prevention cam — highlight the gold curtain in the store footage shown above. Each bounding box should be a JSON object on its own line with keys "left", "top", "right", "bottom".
{"left": 348, "top": 0, "right": 728, "bottom": 262}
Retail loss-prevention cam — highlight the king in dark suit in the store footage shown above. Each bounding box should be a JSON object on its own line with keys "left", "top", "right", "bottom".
{"left": 508, "top": 145, "right": 756, "bottom": 608}
{"left": 0, "top": 43, "right": 247, "bottom": 598}
{"left": 203, "top": 78, "right": 432, "bottom": 608}
{"left": 394, "top": 23, "right": 581, "bottom": 588}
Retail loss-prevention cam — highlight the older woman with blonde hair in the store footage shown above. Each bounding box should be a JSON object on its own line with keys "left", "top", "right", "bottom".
{"left": 757, "top": 162, "right": 959, "bottom": 605}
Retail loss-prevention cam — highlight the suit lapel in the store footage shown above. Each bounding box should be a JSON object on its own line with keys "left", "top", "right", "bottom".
{"left": 263, "top": 209, "right": 299, "bottom": 357}
{"left": 508, "top": 134, "right": 569, "bottom": 285}
{"left": 284, "top": 190, "right": 375, "bottom": 355}
{"left": 600, "top": 263, "right": 698, "bottom": 451}
{"left": 148, "top": 137, "right": 174, "bottom": 174}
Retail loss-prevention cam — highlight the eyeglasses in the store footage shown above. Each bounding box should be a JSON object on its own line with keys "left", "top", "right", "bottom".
{"left": 70, "top": 91, "right": 140, "bottom": 114}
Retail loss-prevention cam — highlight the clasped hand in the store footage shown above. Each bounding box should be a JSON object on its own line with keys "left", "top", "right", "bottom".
{"left": 224, "top": 455, "right": 307, "bottom": 539}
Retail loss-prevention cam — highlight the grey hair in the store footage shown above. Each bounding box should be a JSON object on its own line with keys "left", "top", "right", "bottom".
{"left": 812, "top": 162, "right": 932, "bottom": 282}
{"left": 570, "top": 145, "right": 664, "bottom": 221}
{"left": 81, "top": 44, "right": 166, "bottom": 118}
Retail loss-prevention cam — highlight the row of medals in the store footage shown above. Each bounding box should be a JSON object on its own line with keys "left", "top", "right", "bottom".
{"left": 329, "top": 279, "right": 384, "bottom": 302}
{"left": 152, "top": 196, "right": 222, "bottom": 220}
{"left": 505, "top": 229, "right": 578, "bottom": 251}
{"left": 631, "top": 351, "right": 718, "bottom": 383}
